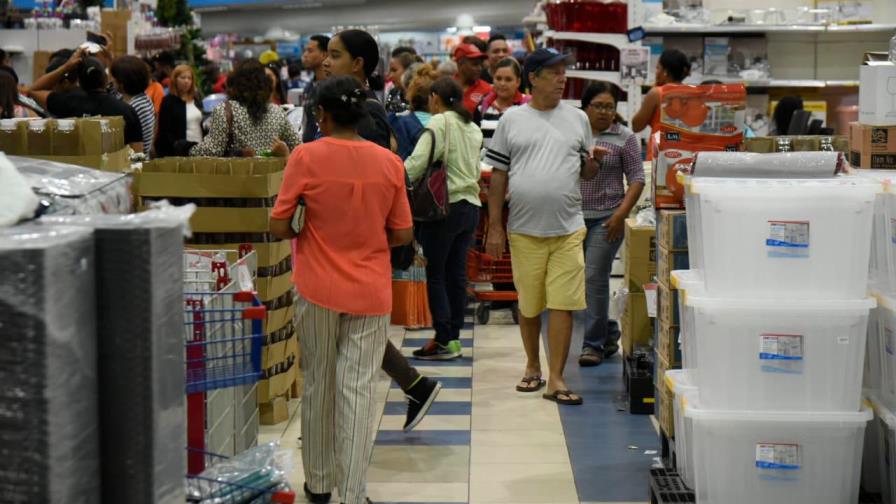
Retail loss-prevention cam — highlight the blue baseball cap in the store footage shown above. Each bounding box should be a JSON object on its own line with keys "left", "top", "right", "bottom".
{"left": 524, "top": 47, "right": 575, "bottom": 77}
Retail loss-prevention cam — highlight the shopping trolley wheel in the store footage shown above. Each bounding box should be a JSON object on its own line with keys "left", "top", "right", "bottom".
{"left": 511, "top": 302, "right": 519, "bottom": 325}
{"left": 475, "top": 303, "right": 490, "bottom": 325}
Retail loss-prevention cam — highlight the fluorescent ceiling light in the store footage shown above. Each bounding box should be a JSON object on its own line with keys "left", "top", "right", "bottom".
{"left": 446, "top": 26, "right": 458, "bottom": 33}
{"left": 473, "top": 25, "right": 491, "bottom": 32}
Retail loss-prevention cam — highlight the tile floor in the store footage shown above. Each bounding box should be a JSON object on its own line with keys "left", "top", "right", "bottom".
{"left": 259, "top": 302, "right": 657, "bottom": 504}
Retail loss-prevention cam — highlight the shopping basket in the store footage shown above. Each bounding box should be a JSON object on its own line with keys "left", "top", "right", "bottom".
{"left": 186, "top": 449, "right": 295, "bottom": 504}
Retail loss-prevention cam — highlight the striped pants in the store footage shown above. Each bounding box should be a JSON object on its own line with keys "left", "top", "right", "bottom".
{"left": 296, "top": 295, "right": 389, "bottom": 504}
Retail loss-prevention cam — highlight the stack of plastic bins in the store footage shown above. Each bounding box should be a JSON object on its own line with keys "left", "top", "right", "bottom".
{"left": 677, "top": 174, "right": 881, "bottom": 504}
{"left": 665, "top": 369, "right": 697, "bottom": 489}
{"left": 868, "top": 394, "right": 896, "bottom": 504}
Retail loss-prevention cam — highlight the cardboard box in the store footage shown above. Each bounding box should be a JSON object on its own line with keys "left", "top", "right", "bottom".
{"left": 859, "top": 60, "right": 896, "bottom": 127}
{"left": 256, "top": 270, "right": 293, "bottom": 302}
{"left": 657, "top": 379, "right": 675, "bottom": 438}
{"left": 624, "top": 219, "right": 656, "bottom": 293}
{"left": 101, "top": 9, "right": 131, "bottom": 57}
{"left": 660, "top": 84, "right": 747, "bottom": 138}
{"left": 657, "top": 321, "right": 681, "bottom": 366}
{"left": 850, "top": 123, "right": 896, "bottom": 169}
{"left": 189, "top": 207, "right": 273, "bottom": 233}
{"left": 654, "top": 131, "right": 743, "bottom": 209}
{"left": 32, "top": 50, "right": 51, "bottom": 84}
{"left": 657, "top": 210, "right": 688, "bottom": 251}
{"left": 657, "top": 280, "right": 679, "bottom": 327}
{"left": 622, "top": 292, "right": 653, "bottom": 356}
{"left": 259, "top": 396, "right": 288, "bottom": 425}
{"left": 26, "top": 147, "right": 131, "bottom": 172}
{"left": 657, "top": 245, "right": 690, "bottom": 288}
{"left": 137, "top": 158, "right": 285, "bottom": 198}
{"left": 264, "top": 303, "right": 295, "bottom": 335}
{"left": 257, "top": 362, "right": 297, "bottom": 404}
{"left": 262, "top": 339, "right": 288, "bottom": 370}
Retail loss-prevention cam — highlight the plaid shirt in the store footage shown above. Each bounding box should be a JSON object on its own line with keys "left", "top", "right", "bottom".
{"left": 581, "top": 122, "right": 644, "bottom": 216}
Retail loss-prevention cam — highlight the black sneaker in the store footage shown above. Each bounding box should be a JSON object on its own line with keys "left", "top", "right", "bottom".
{"left": 304, "top": 483, "right": 331, "bottom": 503}
{"left": 604, "top": 343, "right": 620, "bottom": 358}
{"left": 403, "top": 377, "right": 442, "bottom": 432}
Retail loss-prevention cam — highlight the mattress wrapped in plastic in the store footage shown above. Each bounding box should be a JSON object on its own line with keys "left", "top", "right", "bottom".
{"left": 691, "top": 151, "right": 845, "bottom": 179}
{"left": 13, "top": 156, "right": 132, "bottom": 215}
{"left": 0, "top": 224, "right": 99, "bottom": 504}
{"left": 42, "top": 205, "right": 194, "bottom": 504}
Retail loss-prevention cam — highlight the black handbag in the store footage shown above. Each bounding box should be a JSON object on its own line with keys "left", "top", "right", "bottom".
{"left": 410, "top": 127, "right": 450, "bottom": 222}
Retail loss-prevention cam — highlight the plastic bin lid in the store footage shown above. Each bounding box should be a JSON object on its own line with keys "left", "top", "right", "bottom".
{"left": 682, "top": 289, "right": 876, "bottom": 313}
{"left": 684, "top": 402, "right": 872, "bottom": 424}
{"left": 0, "top": 224, "right": 93, "bottom": 249}
{"left": 681, "top": 173, "right": 883, "bottom": 196}
{"left": 867, "top": 393, "right": 896, "bottom": 428}
{"left": 874, "top": 290, "right": 896, "bottom": 311}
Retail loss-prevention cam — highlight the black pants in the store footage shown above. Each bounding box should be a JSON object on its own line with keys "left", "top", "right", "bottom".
{"left": 416, "top": 201, "right": 480, "bottom": 345}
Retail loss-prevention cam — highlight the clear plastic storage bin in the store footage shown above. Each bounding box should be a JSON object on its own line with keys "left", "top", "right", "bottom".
{"left": 686, "top": 403, "right": 871, "bottom": 504}
{"left": 666, "top": 369, "right": 698, "bottom": 490}
{"left": 853, "top": 171, "right": 895, "bottom": 293}
{"left": 867, "top": 301, "right": 883, "bottom": 394}
{"left": 862, "top": 394, "right": 884, "bottom": 497}
{"left": 685, "top": 288, "right": 874, "bottom": 411}
{"left": 878, "top": 292, "right": 896, "bottom": 413}
{"left": 871, "top": 394, "right": 896, "bottom": 504}
{"left": 671, "top": 270, "right": 703, "bottom": 371}
{"left": 683, "top": 176, "right": 879, "bottom": 299}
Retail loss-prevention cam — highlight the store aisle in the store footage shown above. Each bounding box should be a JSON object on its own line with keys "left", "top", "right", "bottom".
{"left": 261, "top": 310, "right": 655, "bottom": 504}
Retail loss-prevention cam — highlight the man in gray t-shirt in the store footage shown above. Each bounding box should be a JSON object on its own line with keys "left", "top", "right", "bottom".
{"left": 484, "top": 48, "right": 605, "bottom": 406}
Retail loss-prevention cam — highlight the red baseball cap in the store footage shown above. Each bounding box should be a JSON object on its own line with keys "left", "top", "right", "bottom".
{"left": 453, "top": 44, "right": 487, "bottom": 62}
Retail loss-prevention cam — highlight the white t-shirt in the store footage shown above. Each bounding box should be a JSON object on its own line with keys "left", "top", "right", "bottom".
{"left": 485, "top": 102, "right": 593, "bottom": 238}
{"left": 185, "top": 100, "right": 203, "bottom": 143}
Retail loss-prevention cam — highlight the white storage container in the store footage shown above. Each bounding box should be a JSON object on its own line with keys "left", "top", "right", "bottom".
{"left": 671, "top": 270, "right": 703, "bottom": 371}
{"left": 685, "top": 290, "right": 874, "bottom": 411}
{"left": 867, "top": 301, "right": 883, "bottom": 394}
{"left": 863, "top": 394, "right": 885, "bottom": 498}
{"left": 666, "top": 369, "right": 698, "bottom": 490}
{"left": 686, "top": 403, "right": 871, "bottom": 504}
{"left": 853, "top": 171, "right": 896, "bottom": 293}
{"left": 683, "top": 176, "right": 879, "bottom": 299}
{"left": 878, "top": 292, "right": 896, "bottom": 412}
{"left": 872, "top": 395, "right": 896, "bottom": 504}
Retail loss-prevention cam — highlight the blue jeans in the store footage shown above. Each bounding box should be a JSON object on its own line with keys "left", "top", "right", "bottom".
{"left": 416, "top": 201, "right": 480, "bottom": 345}
{"left": 582, "top": 212, "right": 623, "bottom": 352}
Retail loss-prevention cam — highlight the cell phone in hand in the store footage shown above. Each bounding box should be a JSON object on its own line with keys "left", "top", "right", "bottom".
{"left": 87, "top": 31, "right": 108, "bottom": 47}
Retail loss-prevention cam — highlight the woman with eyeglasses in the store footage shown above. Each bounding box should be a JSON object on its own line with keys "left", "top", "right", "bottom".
{"left": 577, "top": 81, "right": 645, "bottom": 368}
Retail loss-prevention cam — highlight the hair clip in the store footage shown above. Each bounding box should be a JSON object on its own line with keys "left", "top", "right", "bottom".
{"left": 340, "top": 94, "right": 348, "bottom": 102}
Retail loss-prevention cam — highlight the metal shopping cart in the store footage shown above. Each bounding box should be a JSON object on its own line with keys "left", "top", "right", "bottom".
{"left": 184, "top": 248, "right": 265, "bottom": 475}
{"left": 467, "top": 170, "right": 519, "bottom": 325}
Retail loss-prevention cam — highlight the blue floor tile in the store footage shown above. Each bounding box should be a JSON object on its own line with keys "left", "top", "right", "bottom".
{"left": 390, "top": 377, "right": 472, "bottom": 389}
{"left": 382, "top": 401, "right": 471, "bottom": 415}
{"left": 375, "top": 429, "right": 471, "bottom": 446}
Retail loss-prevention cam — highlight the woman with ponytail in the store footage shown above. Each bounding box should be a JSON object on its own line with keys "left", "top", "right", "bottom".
{"left": 405, "top": 77, "right": 483, "bottom": 360}
{"left": 389, "top": 62, "right": 439, "bottom": 159}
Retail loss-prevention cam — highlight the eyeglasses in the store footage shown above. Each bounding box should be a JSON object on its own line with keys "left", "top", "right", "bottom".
{"left": 588, "top": 103, "right": 616, "bottom": 113}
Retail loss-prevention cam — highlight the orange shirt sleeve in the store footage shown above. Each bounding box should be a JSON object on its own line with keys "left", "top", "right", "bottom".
{"left": 386, "top": 155, "right": 413, "bottom": 230}
{"left": 272, "top": 147, "right": 307, "bottom": 220}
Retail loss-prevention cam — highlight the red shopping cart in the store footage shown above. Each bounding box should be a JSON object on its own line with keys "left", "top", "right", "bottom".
{"left": 467, "top": 170, "right": 519, "bottom": 325}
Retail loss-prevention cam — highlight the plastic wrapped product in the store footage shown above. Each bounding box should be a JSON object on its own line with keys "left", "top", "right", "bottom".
{"left": 12, "top": 155, "right": 133, "bottom": 216}
{"left": 41, "top": 207, "right": 193, "bottom": 504}
{"left": 0, "top": 224, "right": 99, "bottom": 504}
{"left": 691, "top": 151, "right": 845, "bottom": 179}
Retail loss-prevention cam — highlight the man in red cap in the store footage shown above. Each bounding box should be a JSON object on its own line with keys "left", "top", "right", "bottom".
{"left": 453, "top": 43, "right": 492, "bottom": 114}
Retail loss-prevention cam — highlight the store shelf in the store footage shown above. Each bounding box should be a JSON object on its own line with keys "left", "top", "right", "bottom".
{"left": 697, "top": 77, "right": 860, "bottom": 88}
{"left": 544, "top": 31, "right": 638, "bottom": 48}
{"left": 642, "top": 22, "right": 896, "bottom": 35}
{"left": 567, "top": 69, "right": 621, "bottom": 84}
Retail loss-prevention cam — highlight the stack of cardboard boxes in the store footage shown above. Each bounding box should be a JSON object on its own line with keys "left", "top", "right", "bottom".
{"left": 136, "top": 157, "right": 301, "bottom": 426}
{"left": 0, "top": 116, "right": 130, "bottom": 171}
{"left": 854, "top": 53, "right": 896, "bottom": 170}
{"left": 622, "top": 218, "right": 656, "bottom": 357}
{"left": 654, "top": 210, "right": 689, "bottom": 439}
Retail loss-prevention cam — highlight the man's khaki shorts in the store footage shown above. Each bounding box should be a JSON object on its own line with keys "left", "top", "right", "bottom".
{"left": 508, "top": 228, "right": 587, "bottom": 318}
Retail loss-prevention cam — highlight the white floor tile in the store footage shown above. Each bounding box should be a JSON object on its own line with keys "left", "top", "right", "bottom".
{"left": 469, "top": 462, "right": 577, "bottom": 503}
{"left": 367, "top": 482, "right": 469, "bottom": 502}
{"left": 378, "top": 414, "right": 471, "bottom": 431}
{"left": 386, "top": 387, "right": 472, "bottom": 403}
{"left": 367, "top": 446, "right": 470, "bottom": 483}
{"left": 412, "top": 366, "right": 474, "bottom": 378}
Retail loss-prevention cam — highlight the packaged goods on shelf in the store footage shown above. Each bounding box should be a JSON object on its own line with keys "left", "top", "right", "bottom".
{"left": 859, "top": 58, "right": 896, "bottom": 127}
{"left": 623, "top": 218, "right": 656, "bottom": 293}
{"left": 682, "top": 176, "right": 878, "bottom": 299}
{"left": 671, "top": 269, "right": 702, "bottom": 371}
{"left": 657, "top": 280, "right": 679, "bottom": 327}
{"left": 14, "top": 156, "right": 133, "bottom": 215}
{"left": 654, "top": 352, "right": 678, "bottom": 438}
{"left": 41, "top": 209, "right": 190, "bottom": 504}
{"left": 665, "top": 369, "right": 698, "bottom": 489}
{"left": 657, "top": 319, "right": 681, "bottom": 366}
{"left": 0, "top": 225, "right": 99, "bottom": 504}
{"left": 683, "top": 285, "right": 873, "bottom": 412}
{"left": 850, "top": 122, "right": 896, "bottom": 170}
{"left": 622, "top": 291, "right": 653, "bottom": 356}
{"left": 654, "top": 131, "right": 743, "bottom": 209}
{"left": 0, "top": 117, "right": 129, "bottom": 171}
{"left": 657, "top": 209, "right": 688, "bottom": 251}
{"left": 542, "top": 0, "right": 628, "bottom": 33}
{"left": 657, "top": 245, "right": 689, "bottom": 288}
{"left": 686, "top": 402, "right": 871, "bottom": 504}
{"left": 743, "top": 135, "right": 849, "bottom": 154}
